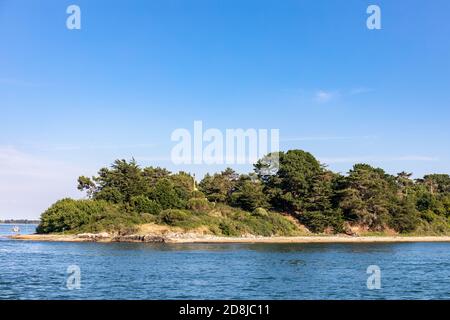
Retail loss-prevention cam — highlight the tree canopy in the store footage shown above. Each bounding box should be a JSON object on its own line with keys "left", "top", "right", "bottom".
{"left": 39, "top": 150, "right": 450, "bottom": 236}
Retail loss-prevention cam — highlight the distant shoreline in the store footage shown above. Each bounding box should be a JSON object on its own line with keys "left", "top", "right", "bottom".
{"left": 0, "top": 221, "right": 39, "bottom": 225}
{"left": 10, "top": 233, "right": 450, "bottom": 244}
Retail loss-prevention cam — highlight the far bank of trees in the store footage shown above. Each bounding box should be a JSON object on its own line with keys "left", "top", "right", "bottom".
{"left": 37, "top": 150, "right": 450, "bottom": 235}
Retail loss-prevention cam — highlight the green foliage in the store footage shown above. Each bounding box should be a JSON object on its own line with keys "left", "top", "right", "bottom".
{"left": 299, "top": 210, "right": 344, "bottom": 233}
{"left": 36, "top": 198, "right": 144, "bottom": 234}
{"left": 216, "top": 207, "right": 299, "bottom": 236}
{"left": 337, "top": 164, "right": 398, "bottom": 231}
{"left": 154, "top": 205, "right": 300, "bottom": 237}
{"left": 39, "top": 151, "right": 450, "bottom": 236}
{"left": 388, "top": 197, "right": 420, "bottom": 233}
{"left": 142, "top": 167, "right": 171, "bottom": 186}
{"left": 191, "top": 190, "right": 206, "bottom": 198}
{"left": 187, "top": 198, "right": 213, "bottom": 212}
{"left": 258, "top": 150, "right": 323, "bottom": 212}
{"left": 130, "top": 195, "right": 162, "bottom": 215}
{"left": 413, "top": 213, "right": 450, "bottom": 235}
{"left": 169, "top": 172, "right": 195, "bottom": 201}
{"left": 77, "top": 176, "right": 96, "bottom": 196}
{"left": 93, "top": 159, "right": 146, "bottom": 203}
{"left": 230, "top": 178, "right": 269, "bottom": 211}
{"left": 150, "top": 179, "right": 186, "bottom": 209}
{"left": 252, "top": 207, "right": 269, "bottom": 217}
{"left": 199, "top": 168, "right": 238, "bottom": 203}
{"left": 95, "top": 187, "right": 125, "bottom": 204}
{"left": 158, "top": 209, "right": 191, "bottom": 225}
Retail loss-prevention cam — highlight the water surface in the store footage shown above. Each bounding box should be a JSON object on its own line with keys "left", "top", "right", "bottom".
{"left": 1, "top": 224, "right": 449, "bottom": 299}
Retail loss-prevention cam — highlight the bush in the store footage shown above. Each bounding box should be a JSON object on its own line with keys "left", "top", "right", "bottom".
{"left": 36, "top": 198, "right": 129, "bottom": 234}
{"left": 218, "top": 208, "right": 299, "bottom": 237}
{"left": 191, "top": 190, "right": 206, "bottom": 199}
{"left": 219, "top": 221, "right": 241, "bottom": 236}
{"left": 414, "top": 215, "right": 450, "bottom": 235}
{"left": 187, "top": 198, "right": 212, "bottom": 212}
{"left": 252, "top": 207, "right": 269, "bottom": 217}
{"left": 130, "top": 195, "right": 162, "bottom": 215}
{"left": 158, "top": 209, "right": 191, "bottom": 225}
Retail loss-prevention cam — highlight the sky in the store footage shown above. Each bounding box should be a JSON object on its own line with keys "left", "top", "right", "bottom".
{"left": 1, "top": 0, "right": 450, "bottom": 219}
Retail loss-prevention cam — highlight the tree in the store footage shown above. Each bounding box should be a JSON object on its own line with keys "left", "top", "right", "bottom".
{"left": 255, "top": 150, "right": 344, "bottom": 233}
{"left": 199, "top": 168, "right": 239, "bottom": 203}
{"left": 257, "top": 150, "right": 323, "bottom": 212}
{"left": 419, "top": 174, "right": 450, "bottom": 194}
{"left": 389, "top": 196, "right": 420, "bottom": 233}
{"left": 169, "top": 171, "right": 195, "bottom": 201}
{"left": 150, "top": 179, "right": 185, "bottom": 209}
{"left": 142, "top": 167, "right": 171, "bottom": 187}
{"left": 230, "top": 177, "right": 269, "bottom": 211}
{"left": 338, "top": 164, "right": 398, "bottom": 230}
{"left": 77, "top": 176, "right": 96, "bottom": 197}
{"left": 396, "top": 171, "right": 414, "bottom": 198}
{"left": 78, "top": 159, "right": 146, "bottom": 203}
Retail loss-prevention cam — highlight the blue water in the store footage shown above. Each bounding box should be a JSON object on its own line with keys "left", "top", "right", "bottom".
{"left": 1, "top": 224, "right": 450, "bottom": 299}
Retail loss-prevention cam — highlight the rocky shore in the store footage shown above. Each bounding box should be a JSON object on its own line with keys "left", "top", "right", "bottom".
{"left": 10, "top": 233, "right": 450, "bottom": 244}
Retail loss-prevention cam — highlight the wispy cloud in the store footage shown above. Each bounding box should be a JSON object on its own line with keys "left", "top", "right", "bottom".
{"left": 319, "top": 155, "right": 439, "bottom": 164}
{"left": 314, "top": 90, "right": 339, "bottom": 103}
{"left": 349, "top": 87, "right": 374, "bottom": 96}
{"left": 0, "top": 146, "right": 81, "bottom": 178}
{"left": 313, "top": 87, "right": 374, "bottom": 103}
{"left": 28, "top": 143, "right": 158, "bottom": 152}
{"left": 134, "top": 156, "right": 173, "bottom": 162}
{"left": 0, "top": 146, "right": 83, "bottom": 218}
{"left": 282, "top": 135, "right": 378, "bottom": 142}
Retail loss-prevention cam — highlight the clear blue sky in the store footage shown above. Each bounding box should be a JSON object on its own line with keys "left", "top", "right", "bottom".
{"left": 1, "top": 0, "right": 450, "bottom": 218}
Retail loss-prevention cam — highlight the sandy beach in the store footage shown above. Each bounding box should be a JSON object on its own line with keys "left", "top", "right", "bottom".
{"left": 9, "top": 233, "right": 450, "bottom": 244}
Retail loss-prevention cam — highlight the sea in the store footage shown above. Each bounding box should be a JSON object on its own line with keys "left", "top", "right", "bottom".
{"left": 1, "top": 223, "right": 449, "bottom": 299}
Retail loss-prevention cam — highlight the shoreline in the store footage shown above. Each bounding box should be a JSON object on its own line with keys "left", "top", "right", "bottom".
{"left": 8, "top": 233, "right": 450, "bottom": 244}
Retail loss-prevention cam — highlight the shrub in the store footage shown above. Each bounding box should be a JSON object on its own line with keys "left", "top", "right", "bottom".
{"left": 130, "top": 195, "right": 162, "bottom": 215}
{"left": 187, "top": 198, "right": 212, "bottom": 212}
{"left": 191, "top": 190, "right": 206, "bottom": 199}
{"left": 158, "top": 209, "right": 191, "bottom": 225}
{"left": 252, "top": 207, "right": 269, "bottom": 217}
{"left": 219, "top": 221, "right": 241, "bottom": 236}
{"left": 36, "top": 198, "right": 124, "bottom": 234}
{"left": 414, "top": 215, "right": 450, "bottom": 235}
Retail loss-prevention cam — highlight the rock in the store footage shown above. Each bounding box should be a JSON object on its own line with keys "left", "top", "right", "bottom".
{"left": 113, "top": 234, "right": 166, "bottom": 243}
{"left": 143, "top": 235, "right": 166, "bottom": 243}
{"left": 77, "top": 232, "right": 110, "bottom": 240}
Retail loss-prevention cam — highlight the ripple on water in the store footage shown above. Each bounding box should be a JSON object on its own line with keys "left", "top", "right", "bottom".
{"left": 1, "top": 241, "right": 450, "bottom": 299}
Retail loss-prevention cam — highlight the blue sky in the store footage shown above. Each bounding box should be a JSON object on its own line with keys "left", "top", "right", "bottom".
{"left": 1, "top": 0, "right": 450, "bottom": 218}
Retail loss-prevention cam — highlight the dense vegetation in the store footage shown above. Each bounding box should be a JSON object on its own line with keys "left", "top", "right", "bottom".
{"left": 37, "top": 150, "right": 450, "bottom": 236}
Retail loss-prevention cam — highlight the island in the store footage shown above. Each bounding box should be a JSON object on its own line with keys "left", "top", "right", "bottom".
{"left": 12, "top": 149, "right": 450, "bottom": 243}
